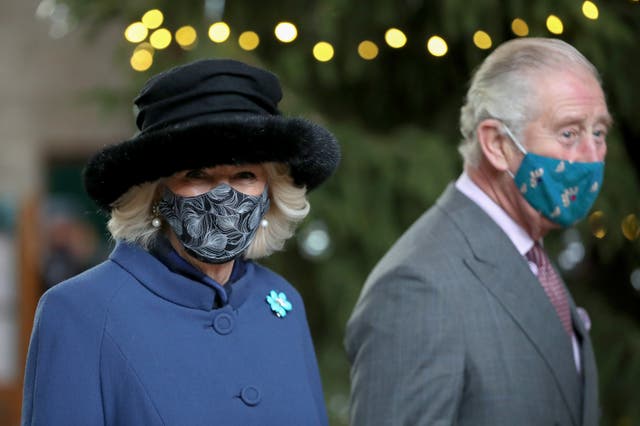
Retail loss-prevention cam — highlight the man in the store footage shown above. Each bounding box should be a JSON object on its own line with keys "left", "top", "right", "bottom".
{"left": 345, "top": 38, "right": 610, "bottom": 426}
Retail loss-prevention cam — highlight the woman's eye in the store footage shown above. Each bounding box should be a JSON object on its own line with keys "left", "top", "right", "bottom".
{"left": 185, "top": 169, "right": 206, "bottom": 179}
{"left": 235, "top": 171, "right": 256, "bottom": 180}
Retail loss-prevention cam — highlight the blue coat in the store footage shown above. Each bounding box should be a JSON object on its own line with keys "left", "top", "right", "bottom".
{"left": 22, "top": 242, "right": 328, "bottom": 425}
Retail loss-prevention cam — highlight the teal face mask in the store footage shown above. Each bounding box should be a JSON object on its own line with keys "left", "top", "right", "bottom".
{"left": 503, "top": 125, "right": 604, "bottom": 227}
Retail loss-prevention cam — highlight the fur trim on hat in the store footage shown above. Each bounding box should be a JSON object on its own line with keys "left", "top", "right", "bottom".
{"left": 83, "top": 115, "right": 340, "bottom": 211}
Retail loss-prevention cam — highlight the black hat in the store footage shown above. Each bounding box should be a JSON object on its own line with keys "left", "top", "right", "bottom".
{"left": 83, "top": 59, "right": 340, "bottom": 211}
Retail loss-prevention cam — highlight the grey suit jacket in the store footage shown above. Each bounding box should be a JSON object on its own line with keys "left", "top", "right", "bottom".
{"left": 345, "top": 185, "right": 599, "bottom": 426}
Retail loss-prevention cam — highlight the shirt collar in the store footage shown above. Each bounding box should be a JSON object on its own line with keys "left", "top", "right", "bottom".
{"left": 455, "top": 172, "right": 535, "bottom": 256}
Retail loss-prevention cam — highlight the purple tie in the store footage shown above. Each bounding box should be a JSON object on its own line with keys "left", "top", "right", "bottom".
{"left": 526, "top": 243, "right": 573, "bottom": 337}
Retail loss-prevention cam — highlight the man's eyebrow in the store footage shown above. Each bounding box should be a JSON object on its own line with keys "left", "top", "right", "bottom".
{"left": 598, "top": 113, "right": 614, "bottom": 128}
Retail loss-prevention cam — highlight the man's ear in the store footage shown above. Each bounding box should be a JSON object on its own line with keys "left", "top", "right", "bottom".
{"left": 476, "top": 119, "right": 511, "bottom": 171}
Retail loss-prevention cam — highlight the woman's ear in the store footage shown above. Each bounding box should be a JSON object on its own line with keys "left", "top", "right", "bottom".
{"left": 476, "top": 119, "right": 512, "bottom": 172}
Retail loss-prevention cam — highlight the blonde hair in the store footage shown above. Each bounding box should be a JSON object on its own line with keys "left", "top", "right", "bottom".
{"left": 458, "top": 37, "right": 601, "bottom": 166}
{"left": 107, "top": 162, "right": 310, "bottom": 259}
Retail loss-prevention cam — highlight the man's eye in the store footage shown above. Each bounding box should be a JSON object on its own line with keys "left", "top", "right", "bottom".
{"left": 558, "top": 129, "right": 580, "bottom": 146}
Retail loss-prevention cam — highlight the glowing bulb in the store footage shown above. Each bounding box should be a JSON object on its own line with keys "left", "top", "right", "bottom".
{"left": 149, "top": 28, "right": 171, "bottom": 49}
{"left": 473, "top": 31, "right": 492, "bottom": 50}
{"left": 238, "top": 31, "right": 260, "bottom": 50}
{"left": 622, "top": 214, "right": 640, "bottom": 241}
{"left": 546, "top": 15, "right": 564, "bottom": 34}
{"left": 357, "top": 40, "right": 379, "bottom": 60}
{"left": 176, "top": 26, "right": 197, "bottom": 49}
{"left": 589, "top": 211, "right": 606, "bottom": 239}
{"left": 274, "top": 22, "right": 297, "bottom": 43}
{"left": 141, "top": 9, "right": 163, "bottom": 29}
{"left": 426, "top": 35, "right": 448, "bottom": 57}
{"left": 134, "top": 42, "right": 154, "bottom": 55}
{"left": 131, "top": 49, "right": 153, "bottom": 72}
{"left": 582, "top": 1, "right": 599, "bottom": 20}
{"left": 297, "top": 220, "right": 332, "bottom": 259}
{"left": 385, "top": 28, "right": 407, "bottom": 48}
{"left": 511, "top": 18, "right": 530, "bottom": 36}
{"left": 124, "top": 22, "right": 148, "bottom": 43}
{"left": 208, "top": 22, "right": 230, "bottom": 43}
{"left": 313, "top": 41, "right": 334, "bottom": 62}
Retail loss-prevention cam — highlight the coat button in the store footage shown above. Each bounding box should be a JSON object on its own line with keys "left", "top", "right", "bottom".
{"left": 240, "top": 386, "right": 261, "bottom": 406}
{"left": 212, "top": 312, "right": 234, "bottom": 335}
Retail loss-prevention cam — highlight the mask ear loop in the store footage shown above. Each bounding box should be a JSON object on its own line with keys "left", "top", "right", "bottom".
{"left": 501, "top": 123, "right": 528, "bottom": 179}
{"left": 501, "top": 124, "right": 527, "bottom": 154}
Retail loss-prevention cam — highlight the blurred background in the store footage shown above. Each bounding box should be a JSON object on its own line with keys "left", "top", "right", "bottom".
{"left": 1, "top": 0, "right": 639, "bottom": 425}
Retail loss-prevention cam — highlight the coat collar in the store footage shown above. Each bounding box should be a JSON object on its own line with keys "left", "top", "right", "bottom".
{"left": 109, "top": 241, "right": 255, "bottom": 311}
{"left": 437, "top": 184, "right": 582, "bottom": 425}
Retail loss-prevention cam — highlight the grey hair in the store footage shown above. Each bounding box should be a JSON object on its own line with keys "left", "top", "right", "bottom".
{"left": 458, "top": 37, "right": 601, "bottom": 167}
{"left": 107, "top": 162, "right": 310, "bottom": 259}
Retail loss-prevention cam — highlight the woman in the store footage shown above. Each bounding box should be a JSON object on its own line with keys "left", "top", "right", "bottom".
{"left": 22, "top": 59, "right": 340, "bottom": 425}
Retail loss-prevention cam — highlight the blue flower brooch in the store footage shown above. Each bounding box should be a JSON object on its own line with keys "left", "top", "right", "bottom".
{"left": 266, "top": 290, "right": 292, "bottom": 318}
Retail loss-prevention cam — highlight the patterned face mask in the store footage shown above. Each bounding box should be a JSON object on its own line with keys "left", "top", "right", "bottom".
{"left": 158, "top": 183, "right": 270, "bottom": 264}
{"left": 503, "top": 125, "right": 604, "bottom": 227}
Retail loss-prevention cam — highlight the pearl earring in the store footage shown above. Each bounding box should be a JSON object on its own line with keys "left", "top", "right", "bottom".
{"left": 260, "top": 219, "right": 269, "bottom": 228}
{"left": 151, "top": 203, "right": 162, "bottom": 228}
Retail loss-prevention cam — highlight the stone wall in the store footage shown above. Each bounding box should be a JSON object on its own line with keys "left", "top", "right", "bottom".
{"left": 0, "top": 0, "right": 133, "bottom": 199}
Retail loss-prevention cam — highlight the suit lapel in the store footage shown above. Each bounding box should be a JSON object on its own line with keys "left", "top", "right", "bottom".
{"left": 437, "top": 185, "right": 582, "bottom": 425}
{"left": 571, "top": 302, "right": 599, "bottom": 426}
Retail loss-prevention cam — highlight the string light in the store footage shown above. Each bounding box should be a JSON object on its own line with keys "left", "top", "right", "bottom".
{"left": 582, "top": 1, "right": 599, "bottom": 20}
{"left": 141, "top": 9, "right": 163, "bottom": 29}
{"left": 274, "top": 22, "right": 297, "bottom": 43}
{"left": 472, "top": 31, "right": 492, "bottom": 50}
{"left": 546, "top": 14, "right": 564, "bottom": 34}
{"left": 238, "top": 31, "right": 260, "bottom": 50}
{"left": 150, "top": 28, "right": 172, "bottom": 49}
{"left": 209, "top": 22, "right": 230, "bottom": 43}
{"left": 385, "top": 28, "right": 407, "bottom": 48}
{"left": 121, "top": 3, "right": 629, "bottom": 67}
{"left": 313, "top": 41, "right": 334, "bottom": 62}
{"left": 589, "top": 211, "right": 607, "bottom": 239}
{"left": 176, "top": 26, "right": 197, "bottom": 49}
{"left": 511, "top": 18, "right": 529, "bottom": 36}
{"left": 124, "top": 22, "right": 148, "bottom": 43}
{"left": 622, "top": 214, "right": 640, "bottom": 241}
{"left": 131, "top": 49, "right": 153, "bottom": 71}
{"left": 134, "top": 42, "right": 154, "bottom": 55}
{"left": 426, "top": 35, "right": 448, "bottom": 57}
{"left": 357, "top": 40, "right": 379, "bottom": 60}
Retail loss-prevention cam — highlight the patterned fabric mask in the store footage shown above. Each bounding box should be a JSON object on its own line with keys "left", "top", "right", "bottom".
{"left": 158, "top": 183, "right": 270, "bottom": 264}
{"left": 503, "top": 125, "right": 604, "bottom": 227}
